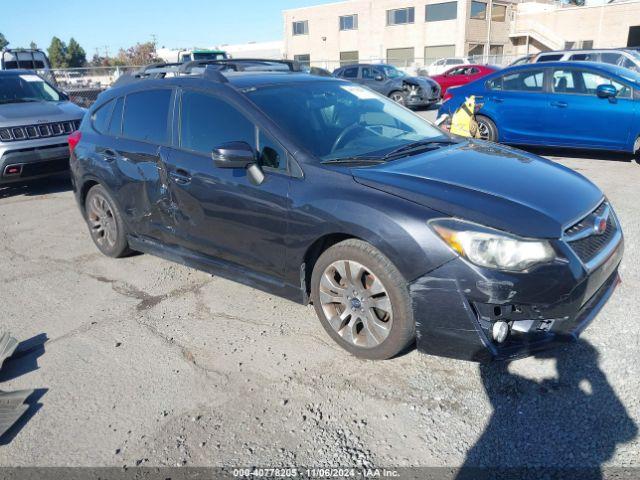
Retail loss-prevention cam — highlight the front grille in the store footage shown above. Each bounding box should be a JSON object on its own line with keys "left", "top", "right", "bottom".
{"left": 565, "top": 202, "right": 618, "bottom": 265}
{"left": 0, "top": 120, "right": 80, "bottom": 142}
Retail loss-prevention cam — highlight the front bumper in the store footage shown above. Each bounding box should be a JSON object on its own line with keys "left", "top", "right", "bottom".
{"left": 0, "top": 138, "right": 71, "bottom": 184}
{"left": 405, "top": 84, "right": 440, "bottom": 107}
{"left": 410, "top": 234, "right": 624, "bottom": 362}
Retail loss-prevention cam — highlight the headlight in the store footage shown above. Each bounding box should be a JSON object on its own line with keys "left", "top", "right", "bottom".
{"left": 430, "top": 219, "right": 556, "bottom": 271}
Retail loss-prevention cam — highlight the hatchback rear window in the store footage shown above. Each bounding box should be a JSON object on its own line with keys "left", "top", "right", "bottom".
{"left": 122, "top": 89, "right": 172, "bottom": 144}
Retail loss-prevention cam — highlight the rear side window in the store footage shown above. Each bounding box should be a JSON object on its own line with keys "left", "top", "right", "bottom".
{"left": 179, "top": 90, "right": 254, "bottom": 154}
{"left": 109, "top": 97, "right": 124, "bottom": 136}
{"left": 341, "top": 67, "right": 359, "bottom": 79}
{"left": 537, "top": 54, "right": 563, "bottom": 62}
{"left": 490, "top": 69, "right": 545, "bottom": 92}
{"left": 601, "top": 52, "right": 623, "bottom": 65}
{"left": 122, "top": 89, "right": 172, "bottom": 144}
{"left": 91, "top": 99, "right": 115, "bottom": 134}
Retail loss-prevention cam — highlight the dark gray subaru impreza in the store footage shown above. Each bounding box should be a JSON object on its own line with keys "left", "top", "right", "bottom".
{"left": 69, "top": 64, "right": 623, "bottom": 361}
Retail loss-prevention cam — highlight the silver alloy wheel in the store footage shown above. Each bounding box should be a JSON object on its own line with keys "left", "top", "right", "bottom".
{"left": 390, "top": 92, "right": 405, "bottom": 105}
{"left": 87, "top": 193, "right": 117, "bottom": 249}
{"left": 318, "top": 260, "right": 393, "bottom": 348}
{"left": 476, "top": 120, "right": 491, "bottom": 140}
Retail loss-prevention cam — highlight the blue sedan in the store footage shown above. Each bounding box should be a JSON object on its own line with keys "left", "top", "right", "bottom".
{"left": 438, "top": 61, "right": 640, "bottom": 154}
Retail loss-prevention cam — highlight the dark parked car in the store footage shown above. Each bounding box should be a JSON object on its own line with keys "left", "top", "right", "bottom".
{"left": 70, "top": 65, "right": 623, "bottom": 361}
{"left": 333, "top": 63, "right": 440, "bottom": 108}
{"left": 0, "top": 70, "right": 83, "bottom": 183}
{"left": 439, "top": 62, "right": 640, "bottom": 154}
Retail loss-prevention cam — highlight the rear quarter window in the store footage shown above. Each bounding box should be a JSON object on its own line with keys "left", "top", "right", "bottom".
{"left": 122, "top": 89, "right": 172, "bottom": 144}
{"left": 91, "top": 99, "right": 115, "bottom": 134}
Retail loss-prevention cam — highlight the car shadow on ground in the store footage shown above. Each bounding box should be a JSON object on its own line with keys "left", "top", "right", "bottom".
{"left": 0, "top": 175, "right": 72, "bottom": 200}
{"left": 456, "top": 340, "right": 637, "bottom": 480}
{"left": 522, "top": 146, "right": 637, "bottom": 164}
{"left": 0, "top": 334, "right": 48, "bottom": 446}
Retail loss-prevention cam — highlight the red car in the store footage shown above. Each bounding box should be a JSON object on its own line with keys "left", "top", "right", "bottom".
{"left": 432, "top": 64, "right": 499, "bottom": 98}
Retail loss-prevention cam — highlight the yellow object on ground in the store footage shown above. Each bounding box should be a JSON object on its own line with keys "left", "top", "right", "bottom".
{"left": 450, "top": 95, "right": 479, "bottom": 138}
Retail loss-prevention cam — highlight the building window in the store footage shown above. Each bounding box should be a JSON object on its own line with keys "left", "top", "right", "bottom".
{"left": 387, "top": 7, "right": 415, "bottom": 25}
{"left": 490, "top": 45, "right": 503, "bottom": 57}
{"left": 468, "top": 44, "right": 484, "bottom": 58}
{"left": 470, "top": 1, "right": 486, "bottom": 20}
{"left": 386, "top": 47, "right": 415, "bottom": 67}
{"left": 425, "top": 45, "right": 456, "bottom": 63}
{"left": 339, "top": 14, "right": 358, "bottom": 31}
{"left": 426, "top": 2, "right": 457, "bottom": 22}
{"left": 292, "top": 21, "right": 309, "bottom": 36}
{"left": 340, "top": 51, "right": 359, "bottom": 66}
{"left": 294, "top": 54, "right": 310, "bottom": 66}
{"left": 492, "top": 4, "right": 506, "bottom": 21}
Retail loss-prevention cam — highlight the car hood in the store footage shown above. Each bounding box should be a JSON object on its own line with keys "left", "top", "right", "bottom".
{"left": 404, "top": 76, "right": 438, "bottom": 88}
{"left": 0, "top": 101, "right": 84, "bottom": 127}
{"left": 352, "top": 141, "right": 603, "bottom": 239}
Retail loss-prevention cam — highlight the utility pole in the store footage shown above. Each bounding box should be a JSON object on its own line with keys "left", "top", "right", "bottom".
{"left": 486, "top": 0, "right": 493, "bottom": 63}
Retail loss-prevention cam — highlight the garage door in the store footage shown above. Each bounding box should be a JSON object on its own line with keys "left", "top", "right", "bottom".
{"left": 387, "top": 47, "right": 415, "bottom": 67}
{"left": 424, "top": 45, "right": 456, "bottom": 63}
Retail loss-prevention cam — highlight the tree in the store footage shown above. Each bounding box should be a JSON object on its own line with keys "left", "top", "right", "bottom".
{"left": 48, "top": 37, "right": 68, "bottom": 68}
{"left": 30, "top": 41, "right": 37, "bottom": 49}
{"left": 116, "top": 41, "right": 161, "bottom": 66}
{"left": 0, "top": 33, "right": 8, "bottom": 50}
{"left": 66, "top": 38, "right": 86, "bottom": 67}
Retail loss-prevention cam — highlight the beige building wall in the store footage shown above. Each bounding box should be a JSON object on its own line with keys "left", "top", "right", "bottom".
{"left": 511, "top": 0, "right": 640, "bottom": 55}
{"left": 283, "top": 0, "right": 518, "bottom": 69}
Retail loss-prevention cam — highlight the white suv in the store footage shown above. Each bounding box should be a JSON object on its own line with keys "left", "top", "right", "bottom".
{"left": 427, "top": 57, "right": 471, "bottom": 76}
{"left": 532, "top": 49, "right": 640, "bottom": 72}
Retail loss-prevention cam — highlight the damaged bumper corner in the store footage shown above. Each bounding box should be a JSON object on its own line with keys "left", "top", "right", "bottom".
{"left": 409, "top": 242, "right": 623, "bottom": 362}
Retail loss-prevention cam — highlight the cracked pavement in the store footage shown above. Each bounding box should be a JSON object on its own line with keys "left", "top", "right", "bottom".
{"left": 1, "top": 118, "right": 639, "bottom": 469}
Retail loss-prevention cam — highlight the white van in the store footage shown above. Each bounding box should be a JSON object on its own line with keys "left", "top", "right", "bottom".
{"left": 532, "top": 49, "right": 640, "bottom": 72}
{"left": 1, "top": 49, "right": 52, "bottom": 72}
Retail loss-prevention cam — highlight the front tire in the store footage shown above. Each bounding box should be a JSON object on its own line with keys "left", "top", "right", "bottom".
{"left": 476, "top": 115, "right": 498, "bottom": 142}
{"left": 310, "top": 239, "right": 415, "bottom": 360}
{"left": 389, "top": 90, "right": 407, "bottom": 106}
{"left": 85, "top": 184, "right": 132, "bottom": 258}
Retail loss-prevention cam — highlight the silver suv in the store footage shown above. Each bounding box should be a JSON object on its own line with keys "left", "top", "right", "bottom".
{"left": 532, "top": 49, "right": 640, "bottom": 72}
{"left": 0, "top": 70, "right": 84, "bottom": 184}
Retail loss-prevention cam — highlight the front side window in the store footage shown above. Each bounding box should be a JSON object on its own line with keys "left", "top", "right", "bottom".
{"left": 362, "top": 67, "right": 383, "bottom": 79}
{"left": 246, "top": 81, "right": 447, "bottom": 161}
{"left": 122, "top": 89, "right": 172, "bottom": 144}
{"left": 570, "top": 53, "right": 597, "bottom": 61}
{"left": 387, "top": 7, "right": 415, "bottom": 25}
{"left": 180, "top": 90, "right": 254, "bottom": 154}
{"left": 292, "top": 21, "right": 309, "bottom": 36}
{"left": 426, "top": 2, "right": 457, "bottom": 22}
{"left": 339, "top": 14, "right": 358, "bottom": 30}
{"left": 601, "top": 52, "right": 623, "bottom": 65}
{"left": 555, "top": 70, "right": 632, "bottom": 98}
{"left": 490, "top": 69, "right": 545, "bottom": 92}
{"left": 0, "top": 74, "right": 62, "bottom": 104}
{"left": 470, "top": 1, "right": 486, "bottom": 20}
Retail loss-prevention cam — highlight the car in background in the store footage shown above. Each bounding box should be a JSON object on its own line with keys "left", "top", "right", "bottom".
{"left": 70, "top": 64, "right": 623, "bottom": 362}
{"left": 531, "top": 49, "right": 640, "bottom": 72}
{"left": 1, "top": 48, "right": 51, "bottom": 72}
{"left": 333, "top": 63, "right": 440, "bottom": 108}
{"left": 509, "top": 54, "right": 535, "bottom": 66}
{"left": 438, "top": 61, "right": 640, "bottom": 154}
{"left": 0, "top": 70, "right": 83, "bottom": 184}
{"left": 427, "top": 57, "right": 471, "bottom": 76}
{"left": 431, "top": 64, "right": 499, "bottom": 97}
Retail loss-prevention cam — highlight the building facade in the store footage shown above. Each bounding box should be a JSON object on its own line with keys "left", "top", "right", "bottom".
{"left": 283, "top": 0, "right": 519, "bottom": 70}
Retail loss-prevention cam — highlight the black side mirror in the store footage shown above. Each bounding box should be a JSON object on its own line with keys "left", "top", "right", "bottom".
{"left": 212, "top": 141, "right": 256, "bottom": 168}
{"left": 374, "top": 75, "right": 384, "bottom": 81}
{"left": 596, "top": 84, "right": 617, "bottom": 100}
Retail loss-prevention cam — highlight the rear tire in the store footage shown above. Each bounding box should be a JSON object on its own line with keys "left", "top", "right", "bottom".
{"left": 476, "top": 115, "right": 498, "bottom": 142}
{"left": 310, "top": 239, "right": 415, "bottom": 360}
{"left": 85, "top": 184, "right": 132, "bottom": 258}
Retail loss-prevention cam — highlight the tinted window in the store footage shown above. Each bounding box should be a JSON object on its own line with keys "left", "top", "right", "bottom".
{"left": 109, "top": 97, "right": 124, "bottom": 136}
{"left": 426, "top": 2, "right": 457, "bottom": 22}
{"left": 342, "top": 67, "right": 359, "bottom": 79}
{"left": 122, "top": 89, "right": 172, "bottom": 143}
{"left": 601, "top": 52, "right": 623, "bottom": 65}
{"left": 537, "top": 54, "right": 563, "bottom": 62}
{"left": 569, "top": 53, "right": 597, "bottom": 61}
{"left": 491, "top": 69, "right": 545, "bottom": 91}
{"left": 91, "top": 99, "right": 115, "bottom": 134}
{"left": 362, "top": 67, "right": 383, "bottom": 79}
{"left": 180, "top": 90, "right": 254, "bottom": 154}
{"left": 258, "top": 131, "right": 287, "bottom": 170}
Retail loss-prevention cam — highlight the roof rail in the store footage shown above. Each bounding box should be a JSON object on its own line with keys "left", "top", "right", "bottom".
{"left": 179, "top": 58, "right": 304, "bottom": 73}
{"left": 132, "top": 62, "right": 183, "bottom": 78}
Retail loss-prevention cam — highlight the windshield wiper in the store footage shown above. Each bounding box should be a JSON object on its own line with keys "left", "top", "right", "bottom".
{"left": 321, "top": 156, "right": 387, "bottom": 165}
{"left": 0, "top": 98, "right": 40, "bottom": 104}
{"left": 382, "top": 139, "right": 457, "bottom": 160}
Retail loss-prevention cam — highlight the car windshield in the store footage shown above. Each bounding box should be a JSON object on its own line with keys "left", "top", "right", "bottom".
{"left": 245, "top": 81, "right": 449, "bottom": 162}
{"left": 0, "top": 74, "right": 62, "bottom": 104}
{"left": 383, "top": 66, "right": 405, "bottom": 79}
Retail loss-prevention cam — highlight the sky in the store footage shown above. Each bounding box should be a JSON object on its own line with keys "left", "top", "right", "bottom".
{"left": 2, "top": 0, "right": 331, "bottom": 57}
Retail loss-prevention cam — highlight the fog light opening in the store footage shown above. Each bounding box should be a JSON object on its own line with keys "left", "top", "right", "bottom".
{"left": 492, "top": 321, "right": 509, "bottom": 343}
{"left": 4, "top": 164, "right": 22, "bottom": 176}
